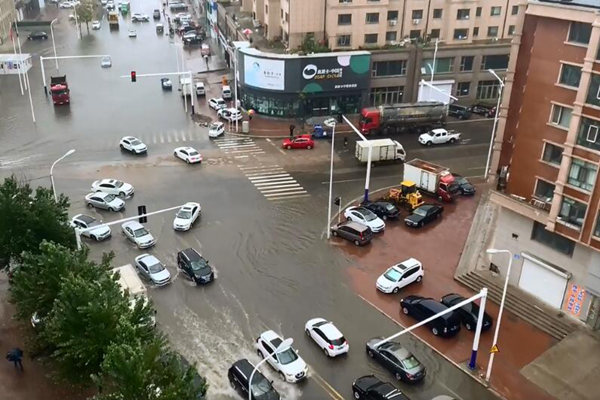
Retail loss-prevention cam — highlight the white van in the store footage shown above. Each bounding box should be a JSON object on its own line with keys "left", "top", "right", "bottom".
{"left": 222, "top": 85, "right": 232, "bottom": 100}
{"left": 195, "top": 82, "right": 205, "bottom": 96}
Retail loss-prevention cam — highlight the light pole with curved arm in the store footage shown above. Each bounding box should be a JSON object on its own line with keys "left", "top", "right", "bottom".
{"left": 248, "top": 338, "right": 293, "bottom": 400}
{"left": 50, "top": 149, "right": 75, "bottom": 202}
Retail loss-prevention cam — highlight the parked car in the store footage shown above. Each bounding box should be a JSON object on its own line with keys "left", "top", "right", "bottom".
{"left": 183, "top": 35, "right": 203, "bottom": 45}
{"left": 217, "top": 107, "right": 243, "bottom": 122}
{"left": 400, "top": 295, "right": 461, "bottom": 337}
{"left": 177, "top": 247, "right": 214, "bottom": 285}
{"left": 452, "top": 174, "right": 476, "bottom": 195}
{"left": 92, "top": 20, "right": 101, "bottom": 30}
{"left": 132, "top": 13, "right": 150, "bottom": 22}
{"left": 362, "top": 201, "right": 400, "bottom": 220}
{"left": 352, "top": 375, "right": 409, "bottom": 400}
{"left": 305, "top": 318, "right": 349, "bottom": 357}
{"left": 59, "top": 1, "right": 75, "bottom": 8}
{"left": 161, "top": 77, "right": 172, "bottom": 90}
{"left": 119, "top": 136, "right": 146, "bottom": 154}
{"left": 134, "top": 253, "right": 171, "bottom": 286}
{"left": 222, "top": 85, "right": 232, "bottom": 99}
{"left": 366, "top": 338, "right": 426, "bottom": 383}
{"left": 448, "top": 104, "right": 471, "bottom": 120}
{"left": 376, "top": 258, "right": 424, "bottom": 294}
{"left": 70, "top": 214, "right": 111, "bottom": 241}
{"left": 153, "top": 9, "right": 161, "bottom": 20}
{"left": 84, "top": 192, "right": 125, "bottom": 212}
{"left": 282, "top": 134, "right": 314, "bottom": 150}
{"left": 195, "top": 82, "right": 205, "bottom": 96}
{"left": 128, "top": 29, "right": 137, "bottom": 37}
{"left": 255, "top": 330, "right": 308, "bottom": 383}
{"left": 173, "top": 202, "right": 201, "bottom": 231}
{"left": 101, "top": 55, "right": 112, "bottom": 68}
{"left": 91, "top": 178, "right": 135, "bottom": 197}
{"left": 404, "top": 204, "right": 443, "bottom": 228}
{"left": 441, "top": 293, "right": 493, "bottom": 331}
{"left": 228, "top": 359, "right": 280, "bottom": 400}
{"left": 208, "top": 121, "right": 225, "bottom": 138}
{"left": 122, "top": 221, "right": 156, "bottom": 249}
{"left": 330, "top": 220, "right": 373, "bottom": 246}
{"left": 344, "top": 206, "right": 385, "bottom": 233}
{"left": 174, "top": 146, "right": 202, "bottom": 164}
{"left": 208, "top": 97, "right": 227, "bottom": 110}
{"left": 470, "top": 103, "right": 496, "bottom": 118}
{"left": 28, "top": 31, "right": 48, "bottom": 40}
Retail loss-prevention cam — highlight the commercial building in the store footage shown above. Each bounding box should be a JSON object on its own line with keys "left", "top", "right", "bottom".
{"left": 486, "top": 0, "right": 600, "bottom": 329}
{"left": 0, "top": 0, "right": 17, "bottom": 46}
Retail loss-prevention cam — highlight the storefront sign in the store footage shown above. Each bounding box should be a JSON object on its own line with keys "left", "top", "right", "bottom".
{"left": 564, "top": 283, "right": 586, "bottom": 317}
{"left": 244, "top": 55, "right": 285, "bottom": 91}
{"left": 299, "top": 54, "right": 370, "bottom": 93}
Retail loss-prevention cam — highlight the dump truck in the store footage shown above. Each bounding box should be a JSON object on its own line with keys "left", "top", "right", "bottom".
{"left": 359, "top": 102, "right": 446, "bottom": 135}
{"left": 355, "top": 139, "right": 406, "bottom": 163}
{"left": 50, "top": 75, "right": 70, "bottom": 105}
{"left": 403, "top": 159, "right": 459, "bottom": 202}
{"left": 108, "top": 11, "right": 119, "bottom": 29}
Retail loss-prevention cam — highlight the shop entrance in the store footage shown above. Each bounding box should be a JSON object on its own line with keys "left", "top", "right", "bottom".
{"left": 306, "top": 98, "right": 330, "bottom": 116}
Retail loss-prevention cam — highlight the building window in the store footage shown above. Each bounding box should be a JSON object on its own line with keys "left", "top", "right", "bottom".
{"left": 568, "top": 22, "right": 592, "bottom": 45}
{"left": 491, "top": 6, "right": 501, "bottom": 16}
{"left": 542, "top": 143, "right": 563, "bottom": 166}
{"left": 508, "top": 25, "right": 515, "bottom": 35}
{"left": 460, "top": 56, "right": 474, "bottom": 71}
{"left": 372, "top": 60, "right": 407, "bottom": 76}
{"left": 473, "top": 27, "right": 479, "bottom": 37}
{"left": 433, "top": 8, "right": 443, "bottom": 18}
{"left": 338, "top": 14, "right": 352, "bottom": 25}
{"left": 457, "top": 9, "right": 470, "bottom": 20}
{"left": 339, "top": 0, "right": 352, "bottom": 3}
{"left": 387, "top": 10, "right": 398, "bottom": 21}
{"left": 422, "top": 57, "right": 454, "bottom": 74}
{"left": 476, "top": 7, "right": 482, "bottom": 17}
{"left": 531, "top": 222, "right": 575, "bottom": 256}
{"left": 559, "top": 64, "right": 582, "bottom": 88}
{"left": 370, "top": 86, "right": 404, "bottom": 106}
{"left": 285, "top": 12, "right": 289, "bottom": 22}
{"left": 386, "top": 31, "right": 397, "bottom": 42}
{"left": 430, "top": 29, "right": 440, "bottom": 39}
{"left": 481, "top": 54, "right": 509, "bottom": 70}
{"left": 558, "top": 197, "right": 587, "bottom": 229}
{"left": 265, "top": 4, "right": 268, "bottom": 14}
{"left": 568, "top": 158, "right": 597, "bottom": 192}
{"left": 412, "top": 10, "right": 423, "bottom": 20}
{"left": 586, "top": 73, "right": 600, "bottom": 107}
{"left": 456, "top": 82, "right": 470, "bottom": 96}
{"left": 410, "top": 30, "right": 421, "bottom": 39}
{"left": 595, "top": 215, "right": 600, "bottom": 237}
{"left": 577, "top": 118, "right": 600, "bottom": 151}
{"left": 366, "top": 13, "right": 380, "bottom": 24}
{"left": 535, "top": 180, "right": 555, "bottom": 202}
{"left": 550, "top": 104, "right": 572, "bottom": 129}
{"left": 476, "top": 80, "right": 501, "bottom": 99}
{"left": 337, "top": 35, "right": 351, "bottom": 47}
{"left": 512, "top": 5, "right": 519, "bottom": 15}
{"left": 487, "top": 26, "right": 499, "bottom": 37}
{"left": 364, "top": 33, "right": 378, "bottom": 44}
{"left": 454, "top": 29, "right": 468, "bottom": 40}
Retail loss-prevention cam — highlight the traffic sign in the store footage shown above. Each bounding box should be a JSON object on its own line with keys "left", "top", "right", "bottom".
{"left": 490, "top": 344, "right": 499, "bottom": 354}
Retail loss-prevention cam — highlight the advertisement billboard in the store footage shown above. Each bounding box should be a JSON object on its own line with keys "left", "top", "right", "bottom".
{"left": 298, "top": 54, "right": 371, "bottom": 93}
{"left": 244, "top": 55, "right": 285, "bottom": 91}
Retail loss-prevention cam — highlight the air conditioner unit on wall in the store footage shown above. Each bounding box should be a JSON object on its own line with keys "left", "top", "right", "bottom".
{"left": 413, "top": 19, "right": 421, "bottom": 25}
{"left": 388, "top": 19, "right": 397, "bottom": 26}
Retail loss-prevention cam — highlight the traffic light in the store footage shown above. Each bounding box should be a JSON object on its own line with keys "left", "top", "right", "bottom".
{"left": 138, "top": 205, "right": 147, "bottom": 223}
{"left": 131, "top": 71, "right": 136, "bottom": 82}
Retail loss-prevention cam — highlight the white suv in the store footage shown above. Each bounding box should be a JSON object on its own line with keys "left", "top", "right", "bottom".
{"left": 255, "top": 330, "right": 308, "bottom": 383}
{"left": 376, "top": 258, "right": 424, "bottom": 294}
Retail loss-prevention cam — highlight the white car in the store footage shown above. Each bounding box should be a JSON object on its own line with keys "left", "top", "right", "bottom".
{"left": 376, "top": 258, "right": 424, "bottom": 294}
{"left": 101, "top": 55, "right": 112, "bottom": 68}
{"left": 344, "top": 206, "right": 385, "bottom": 233}
{"left": 128, "top": 29, "right": 137, "bottom": 37}
{"left": 59, "top": 1, "right": 74, "bottom": 8}
{"left": 92, "top": 20, "right": 101, "bottom": 30}
{"left": 84, "top": 192, "right": 125, "bottom": 212}
{"left": 173, "top": 202, "right": 201, "bottom": 231}
{"left": 208, "top": 121, "right": 225, "bottom": 138}
{"left": 195, "top": 82, "right": 205, "bottom": 96}
{"left": 217, "top": 107, "right": 243, "bottom": 122}
{"left": 122, "top": 221, "right": 156, "bottom": 249}
{"left": 91, "top": 178, "right": 135, "bottom": 198}
{"left": 256, "top": 330, "right": 308, "bottom": 383}
{"left": 305, "top": 318, "right": 349, "bottom": 357}
{"left": 70, "top": 214, "right": 111, "bottom": 241}
{"left": 100, "top": 0, "right": 108, "bottom": 5}
{"left": 120, "top": 136, "right": 147, "bottom": 154}
{"left": 208, "top": 97, "right": 227, "bottom": 110}
{"left": 173, "top": 147, "right": 202, "bottom": 164}
{"left": 132, "top": 13, "right": 150, "bottom": 22}
{"left": 134, "top": 254, "right": 171, "bottom": 286}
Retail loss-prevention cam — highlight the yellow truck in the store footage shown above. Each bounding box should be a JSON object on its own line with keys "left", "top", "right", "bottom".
{"left": 108, "top": 11, "right": 119, "bottom": 29}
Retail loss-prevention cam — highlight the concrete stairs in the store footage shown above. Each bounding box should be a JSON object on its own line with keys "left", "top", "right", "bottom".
{"left": 456, "top": 271, "right": 579, "bottom": 341}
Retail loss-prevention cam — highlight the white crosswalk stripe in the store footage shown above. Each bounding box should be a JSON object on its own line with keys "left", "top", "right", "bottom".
{"left": 213, "top": 137, "right": 263, "bottom": 155}
{"left": 239, "top": 164, "right": 309, "bottom": 201}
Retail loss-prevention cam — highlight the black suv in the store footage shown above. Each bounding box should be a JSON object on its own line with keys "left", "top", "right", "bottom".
{"left": 352, "top": 375, "right": 410, "bottom": 400}
{"left": 331, "top": 221, "right": 373, "bottom": 246}
{"left": 400, "top": 295, "right": 461, "bottom": 337}
{"left": 228, "top": 359, "right": 280, "bottom": 400}
{"left": 470, "top": 103, "right": 496, "bottom": 118}
{"left": 362, "top": 201, "right": 400, "bottom": 220}
{"left": 28, "top": 31, "right": 48, "bottom": 40}
{"left": 177, "top": 248, "right": 214, "bottom": 285}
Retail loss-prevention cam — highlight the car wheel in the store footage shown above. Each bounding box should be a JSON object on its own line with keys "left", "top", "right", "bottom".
{"left": 332, "top": 230, "right": 338, "bottom": 237}
{"left": 120, "top": 144, "right": 125, "bottom": 150}
{"left": 432, "top": 327, "right": 439, "bottom": 336}
{"left": 87, "top": 202, "right": 94, "bottom": 208}
{"left": 307, "top": 145, "right": 312, "bottom": 150}
{"left": 110, "top": 207, "right": 117, "bottom": 212}
{"left": 354, "top": 390, "right": 361, "bottom": 399}
{"left": 354, "top": 240, "right": 360, "bottom": 246}
{"left": 305, "top": 328, "right": 310, "bottom": 337}
{"left": 402, "top": 307, "right": 409, "bottom": 315}
{"left": 465, "top": 322, "right": 473, "bottom": 331}
{"left": 395, "top": 372, "right": 403, "bottom": 381}
{"left": 286, "top": 145, "right": 292, "bottom": 150}
{"left": 91, "top": 235, "right": 97, "bottom": 241}
{"left": 346, "top": 217, "right": 351, "bottom": 221}
{"left": 437, "top": 195, "right": 443, "bottom": 202}
{"left": 367, "top": 349, "right": 374, "bottom": 358}
{"left": 392, "top": 287, "right": 399, "bottom": 294}
{"left": 416, "top": 275, "right": 423, "bottom": 283}
{"left": 426, "top": 141, "right": 432, "bottom": 146}
{"left": 323, "top": 347, "right": 329, "bottom": 357}
{"left": 119, "top": 192, "right": 126, "bottom": 198}
{"left": 257, "top": 349, "right": 264, "bottom": 358}
{"left": 450, "top": 138, "right": 456, "bottom": 144}
{"left": 173, "top": 151, "right": 177, "bottom": 157}
{"left": 418, "top": 221, "right": 423, "bottom": 228}
{"left": 186, "top": 159, "right": 190, "bottom": 164}
{"left": 279, "top": 372, "right": 286, "bottom": 381}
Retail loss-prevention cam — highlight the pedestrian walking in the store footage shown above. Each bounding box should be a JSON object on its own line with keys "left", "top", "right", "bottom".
{"left": 6, "top": 348, "right": 24, "bottom": 371}
{"left": 343, "top": 137, "right": 348, "bottom": 147}
{"left": 289, "top": 124, "right": 295, "bottom": 139}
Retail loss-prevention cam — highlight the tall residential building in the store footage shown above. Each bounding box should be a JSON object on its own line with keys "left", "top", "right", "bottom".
{"left": 487, "top": 0, "right": 600, "bottom": 329}
{"left": 0, "top": 0, "right": 17, "bottom": 45}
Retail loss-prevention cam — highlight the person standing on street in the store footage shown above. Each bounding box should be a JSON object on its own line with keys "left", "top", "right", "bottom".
{"left": 289, "top": 124, "right": 295, "bottom": 139}
{"left": 6, "top": 348, "right": 24, "bottom": 371}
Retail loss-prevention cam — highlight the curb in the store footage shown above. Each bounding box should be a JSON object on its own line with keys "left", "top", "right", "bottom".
{"left": 221, "top": 129, "right": 356, "bottom": 140}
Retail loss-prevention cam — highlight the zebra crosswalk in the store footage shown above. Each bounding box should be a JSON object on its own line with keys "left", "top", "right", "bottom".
{"left": 212, "top": 137, "right": 265, "bottom": 158}
{"left": 239, "top": 165, "right": 310, "bottom": 201}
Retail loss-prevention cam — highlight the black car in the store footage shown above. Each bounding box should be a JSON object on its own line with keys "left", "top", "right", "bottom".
{"left": 153, "top": 9, "right": 161, "bottom": 20}
{"left": 177, "top": 248, "right": 214, "bottom": 285}
{"left": 183, "top": 35, "right": 203, "bottom": 45}
{"left": 366, "top": 338, "right": 426, "bottom": 383}
{"left": 352, "top": 375, "right": 410, "bottom": 400}
{"left": 441, "top": 293, "right": 493, "bottom": 332}
{"left": 448, "top": 104, "right": 471, "bottom": 120}
{"left": 470, "top": 103, "right": 496, "bottom": 118}
{"left": 400, "top": 295, "right": 461, "bottom": 337}
{"left": 404, "top": 204, "right": 443, "bottom": 228}
{"left": 228, "top": 359, "right": 280, "bottom": 400}
{"left": 452, "top": 174, "right": 476, "bottom": 196}
{"left": 362, "top": 201, "right": 400, "bottom": 220}
{"left": 330, "top": 220, "right": 373, "bottom": 246}
{"left": 28, "top": 31, "right": 48, "bottom": 40}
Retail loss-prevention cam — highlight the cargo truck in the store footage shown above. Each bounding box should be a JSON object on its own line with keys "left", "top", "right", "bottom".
{"left": 355, "top": 139, "right": 406, "bottom": 163}
{"left": 180, "top": 76, "right": 192, "bottom": 97}
{"left": 50, "top": 75, "right": 70, "bottom": 105}
{"left": 113, "top": 264, "right": 156, "bottom": 326}
{"left": 359, "top": 102, "right": 446, "bottom": 135}
{"left": 108, "top": 11, "right": 119, "bottom": 29}
{"left": 403, "top": 159, "right": 459, "bottom": 202}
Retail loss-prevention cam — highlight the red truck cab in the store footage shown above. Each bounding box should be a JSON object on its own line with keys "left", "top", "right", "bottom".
{"left": 437, "top": 172, "right": 460, "bottom": 202}
{"left": 50, "top": 75, "right": 70, "bottom": 105}
{"left": 359, "top": 108, "right": 380, "bottom": 134}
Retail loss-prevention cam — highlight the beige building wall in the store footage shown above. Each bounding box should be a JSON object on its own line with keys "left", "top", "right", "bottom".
{"left": 263, "top": 0, "right": 282, "bottom": 40}
{"left": 251, "top": 0, "right": 266, "bottom": 25}
{"left": 287, "top": 0, "right": 326, "bottom": 48}
{"left": 0, "top": 0, "right": 17, "bottom": 45}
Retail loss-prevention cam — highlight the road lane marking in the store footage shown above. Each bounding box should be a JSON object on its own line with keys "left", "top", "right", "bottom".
{"left": 267, "top": 193, "right": 310, "bottom": 201}
{"left": 260, "top": 186, "right": 304, "bottom": 193}
{"left": 320, "top": 174, "right": 403, "bottom": 184}
{"left": 239, "top": 165, "right": 280, "bottom": 170}
{"left": 311, "top": 371, "right": 345, "bottom": 400}
{"left": 248, "top": 174, "right": 291, "bottom": 181}
{"left": 263, "top": 190, "right": 307, "bottom": 197}
{"left": 159, "top": 133, "right": 165, "bottom": 143}
{"left": 253, "top": 180, "right": 297, "bottom": 187}
{"left": 244, "top": 169, "right": 285, "bottom": 176}
{"left": 234, "top": 155, "right": 249, "bottom": 159}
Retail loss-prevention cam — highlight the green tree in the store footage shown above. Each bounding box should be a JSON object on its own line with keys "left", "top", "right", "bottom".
{"left": 76, "top": 0, "right": 97, "bottom": 34}
{"left": 0, "top": 176, "right": 75, "bottom": 270}
{"left": 298, "top": 35, "right": 329, "bottom": 54}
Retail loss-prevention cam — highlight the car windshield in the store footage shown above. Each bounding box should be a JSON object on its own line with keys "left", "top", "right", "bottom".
{"left": 209, "top": 123, "right": 221, "bottom": 130}
{"left": 385, "top": 204, "right": 397, "bottom": 211}
{"left": 88, "top": 220, "right": 101, "bottom": 227}
{"left": 130, "top": 139, "right": 142, "bottom": 146}
{"left": 104, "top": 194, "right": 116, "bottom": 202}
{"left": 190, "top": 260, "right": 209, "bottom": 272}
{"left": 251, "top": 375, "right": 274, "bottom": 396}
{"left": 384, "top": 268, "right": 402, "bottom": 282}
{"left": 147, "top": 261, "right": 164, "bottom": 274}
{"left": 401, "top": 355, "right": 421, "bottom": 369}
{"left": 277, "top": 348, "right": 298, "bottom": 365}
{"left": 331, "top": 336, "right": 346, "bottom": 346}
{"left": 113, "top": 180, "right": 124, "bottom": 188}
{"left": 176, "top": 210, "right": 192, "bottom": 219}
{"left": 133, "top": 227, "right": 149, "bottom": 237}
{"left": 414, "top": 208, "right": 428, "bottom": 217}
{"left": 188, "top": 151, "right": 199, "bottom": 156}
{"left": 362, "top": 210, "right": 377, "bottom": 221}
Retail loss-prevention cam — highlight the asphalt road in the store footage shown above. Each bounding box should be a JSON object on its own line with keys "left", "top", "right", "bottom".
{"left": 0, "top": 4, "right": 498, "bottom": 400}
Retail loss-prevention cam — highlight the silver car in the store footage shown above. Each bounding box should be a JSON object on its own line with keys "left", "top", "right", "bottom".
{"left": 85, "top": 192, "right": 125, "bottom": 212}
{"left": 122, "top": 221, "right": 156, "bottom": 249}
{"left": 70, "top": 214, "right": 111, "bottom": 241}
{"left": 134, "top": 254, "right": 171, "bottom": 286}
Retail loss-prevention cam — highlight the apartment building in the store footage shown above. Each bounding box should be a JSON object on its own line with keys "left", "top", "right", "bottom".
{"left": 486, "top": 0, "right": 600, "bottom": 329}
{"left": 0, "top": 0, "right": 17, "bottom": 45}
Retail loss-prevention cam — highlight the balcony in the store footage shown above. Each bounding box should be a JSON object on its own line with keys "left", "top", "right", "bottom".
{"left": 490, "top": 190, "right": 549, "bottom": 224}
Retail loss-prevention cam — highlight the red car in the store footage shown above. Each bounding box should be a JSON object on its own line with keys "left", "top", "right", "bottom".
{"left": 282, "top": 134, "right": 314, "bottom": 150}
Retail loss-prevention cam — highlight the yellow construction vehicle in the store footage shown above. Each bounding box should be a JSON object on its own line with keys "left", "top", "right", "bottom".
{"left": 384, "top": 181, "right": 424, "bottom": 210}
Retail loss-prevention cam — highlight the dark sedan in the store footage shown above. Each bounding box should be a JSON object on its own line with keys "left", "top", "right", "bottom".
{"left": 441, "top": 293, "right": 493, "bottom": 332}
{"left": 404, "top": 204, "right": 443, "bottom": 228}
{"left": 362, "top": 201, "right": 400, "bottom": 220}
{"left": 452, "top": 174, "right": 476, "bottom": 196}
{"left": 352, "top": 375, "right": 409, "bottom": 400}
{"left": 28, "top": 31, "right": 48, "bottom": 40}
{"left": 470, "top": 103, "right": 496, "bottom": 118}
{"left": 366, "top": 337, "right": 426, "bottom": 383}
{"left": 177, "top": 248, "right": 214, "bottom": 285}
{"left": 400, "top": 295, "right": 461, "bottom": 337}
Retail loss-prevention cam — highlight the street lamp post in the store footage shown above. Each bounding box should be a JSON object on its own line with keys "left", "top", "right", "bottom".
{"left": 74, "top": 6, "right": 81, "bottom": 39}
{"left": 431, "top": 38, "right": 440, "bottom": 84}
{"left": 485, "top": 248, "right": 513, "bottom": 382}
{"left": 326, "top": 122, "right": 337, "bottom": 239}
{"left": 50, "top": 149, "right": 76, "bottom": 202}
{"left": 248, "top": 338, "right": 293, "bottom": 400}
{"left": 50, "top": 18, "right": 59, "bottom": 70}
{"left": 484, "top": 69, "right": 505, "bottom": 180}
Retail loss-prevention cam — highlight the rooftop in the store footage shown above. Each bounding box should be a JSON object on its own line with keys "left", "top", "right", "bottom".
{"left": 536, "top": 0, "right": 600, "bottom": 9}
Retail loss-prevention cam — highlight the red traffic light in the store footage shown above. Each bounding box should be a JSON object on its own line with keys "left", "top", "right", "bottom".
{"left": 131, "top": 71, "right": 136, "bottom": 82}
